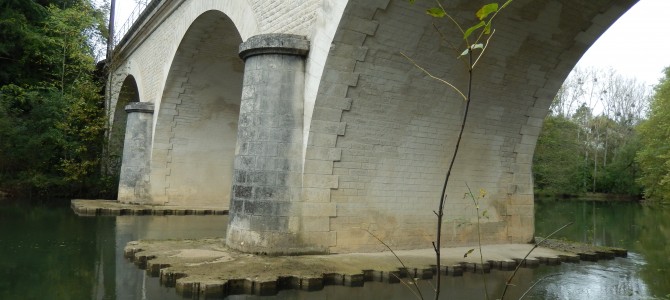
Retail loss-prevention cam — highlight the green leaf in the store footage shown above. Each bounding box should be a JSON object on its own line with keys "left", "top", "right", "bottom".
{"left": 426, "top": 7, "right": 446, "bottom": 18}
{"left": 460, "top": 48, "right": 469, "bottom": 56}
{"left": 464, "top": 248, "right": 475, "bottom": 258}
{"left": 472, "top": 43, "right": 484, "bottom": 50}
{"left": 463, "top": 20, "right": 486, "bottom": 40}
{"left": 476, "top": 3, "right": 499, "bottom": 20}
{"left": 408, "top": 0, "right": 415, "bottom": 3}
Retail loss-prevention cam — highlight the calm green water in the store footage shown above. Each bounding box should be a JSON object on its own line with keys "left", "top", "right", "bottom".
{"left": 532, "top": 199, "right": 670, "bottom": 299}
{"left": 0, "top": 199, "right": 668, "bottom": 299}
{"left": 0, "top": 200, "right": 225, "bottom": 300}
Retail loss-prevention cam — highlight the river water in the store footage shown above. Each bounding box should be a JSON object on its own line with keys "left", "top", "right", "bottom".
{"left": 0, "top": 199, "right": 667, "bottom": 299}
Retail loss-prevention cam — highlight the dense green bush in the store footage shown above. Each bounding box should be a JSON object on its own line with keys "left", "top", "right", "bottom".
{"left": 0, "top": 0, "right": 111, "bottom": 199}
{"left": 636, "top": 68, "right": 670, "bottom": 203}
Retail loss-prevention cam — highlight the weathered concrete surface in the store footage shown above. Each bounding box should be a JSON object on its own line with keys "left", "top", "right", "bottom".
{"left": 226, "top": 33, "right": 316, "bottom": 255}
{"left": 118, "top": 102, "right": 154, "bottom": 204}
{"left": 124, "top": 238, "right": 625, "bottom": 298}
{"left": 71, "top": 199, "right": 227, "bottom": 216}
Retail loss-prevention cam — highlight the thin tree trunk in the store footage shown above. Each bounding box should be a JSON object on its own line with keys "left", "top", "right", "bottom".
{"left": 434, "top": 51, "right": 474, "bottom": 300}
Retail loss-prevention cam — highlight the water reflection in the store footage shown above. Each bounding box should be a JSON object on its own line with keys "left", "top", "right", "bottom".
{"left": 1, "top": 200, "right": 668, "bottom": 299}
{"left": 632, "top": 205, "right": 670, "bottom": 297}
{"left": 0, "top": 202, "right": 101, "bottom": 299}
{"left": 115, "top": 214, "right": 228, "bottom": 300}
{"left": 0, "top": 201, "right": 227, "bottom": 300}
{"left": 535, "top": 199, "right": 669, "bottom": 298}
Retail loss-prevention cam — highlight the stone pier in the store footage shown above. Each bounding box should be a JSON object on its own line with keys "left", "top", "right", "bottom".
{"left": 118, "top": 102, "right": 154, "bottom": 204}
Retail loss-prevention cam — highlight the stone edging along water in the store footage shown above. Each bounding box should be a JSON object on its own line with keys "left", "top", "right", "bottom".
{"left": 123, "top": 238, "right": 627, "bottom": 299}
{"left": 70, "top": 199, "right": 228, "bottom": 216}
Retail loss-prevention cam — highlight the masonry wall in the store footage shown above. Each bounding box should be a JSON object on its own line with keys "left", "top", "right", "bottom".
{"left": 303, "top": 0, "right": 636, "bottom": 252}
{"left": 108, "top": 0, "right": 636, "bottom": 252}
{"left": 109, "top": 0, "right": 326, "bottom": 206}
{"left": 148, "top": 11, "right": 244, "bottom": 207}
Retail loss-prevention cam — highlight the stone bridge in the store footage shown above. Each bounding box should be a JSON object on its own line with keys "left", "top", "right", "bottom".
{"left": 107, "top": 0, "right": 637, "bottom": 254}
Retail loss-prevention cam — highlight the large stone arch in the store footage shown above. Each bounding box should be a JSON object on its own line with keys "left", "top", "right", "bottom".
{"left": 112, "top": 1, "right": 259, "bottom": 120}
{"left": 303, "top": 0, "right": 637, "bottom": 252}
{"left": 148, "top": 10, "right": 245, "bottom": 207}
{"left": 105, "top": 0, "right": 640, "bottom": 254}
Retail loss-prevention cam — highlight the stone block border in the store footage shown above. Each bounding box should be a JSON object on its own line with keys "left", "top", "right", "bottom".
{"left": 123, "top": 238, "right": 627, "bottom": 299}
{"left": 70, "top": 199, "right": 228, "bottom": 216}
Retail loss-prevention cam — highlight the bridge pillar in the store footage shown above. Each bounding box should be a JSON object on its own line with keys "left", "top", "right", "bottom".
{"left": 226, "top": 34, "right": 314, "bottom": 254}
{"left": 118, "top": 102, "right": 154, "bottom": 204}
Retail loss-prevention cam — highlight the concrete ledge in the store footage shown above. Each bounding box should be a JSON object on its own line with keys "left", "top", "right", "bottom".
{"left": 124, "top": 102, "right": 155, "bottom": 113}
{"left": 239, "top": 33, "right": 309, "bottom": 60}
{"left": 122, "top": 239, "right": 626, "bottom": 298}
{"left": 70, "top": 199, "right": 228, "bottom": 216}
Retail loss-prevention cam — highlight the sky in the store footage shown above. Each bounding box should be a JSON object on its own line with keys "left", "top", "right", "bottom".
{"left": 575, "top": 0, "right": 670, "bottom": 87}
{"left": 112, "top": 0, "right": 670, "bottom": 86}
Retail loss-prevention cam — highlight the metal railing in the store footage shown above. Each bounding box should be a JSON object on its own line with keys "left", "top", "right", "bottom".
{"left": 113, "top": 0, "right": 150, "bottom": 47}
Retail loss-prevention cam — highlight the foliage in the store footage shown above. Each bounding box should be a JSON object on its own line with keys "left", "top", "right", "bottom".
{"left": 534, "top": 67, "right": 649, "bottom": 197}
{"left": 599, "top": 133, "right": 643, "bottom": 195}
{"left": 404, "top": 1, "right": 512, "bottom": 299}
{"left": 533, "top": 115, "right": 585, "bottom": 195}
{"left": 636, "top": 67, "right": 670, "bottom": 203}
{"left": 0, "top": 0, "right": 110, "bottom": 199}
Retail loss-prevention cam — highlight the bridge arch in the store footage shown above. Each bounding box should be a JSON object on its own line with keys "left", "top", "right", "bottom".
{"left": 107, "top": 0, "right": 639, "bottom": 253}
{"left": 108, "top": 74, "right": 141, "bottom": 188}
{"left": 302, "top": 0, "right": 636, "bottom": 252}
{"left": 149, "top": 10, "right": 245, "bottom": 207}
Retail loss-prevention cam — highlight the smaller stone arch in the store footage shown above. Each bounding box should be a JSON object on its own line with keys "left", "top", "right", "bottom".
{"left": 107, "top": 75, "right": 141, "bottom": 193}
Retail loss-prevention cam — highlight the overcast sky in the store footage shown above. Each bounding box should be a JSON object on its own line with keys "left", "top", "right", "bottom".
{"left": 112, "top": 0, "right": 670, "bottom": 86}
{"left": 575, "top": 0, "right": 670, "bottom": 86}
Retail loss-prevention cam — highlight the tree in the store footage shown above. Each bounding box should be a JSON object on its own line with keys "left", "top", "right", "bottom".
{"left": 636, "top": 67, "right": 670, "bottom": 203}
{"left": 0, "top": 0, "right": 109, "bottom": 198}
{"left": 534, "top": 67, "right": 650, "bottom": 197}
{"left": 533, "top": 115, "right": 585, "bottom": 195}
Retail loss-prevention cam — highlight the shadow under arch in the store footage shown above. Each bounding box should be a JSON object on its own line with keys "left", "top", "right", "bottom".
{"left": 107, "top": 75, "right": 140, "bottom": 195}
{"left": 150, "top": 10, "right": 244, "bottom": 207}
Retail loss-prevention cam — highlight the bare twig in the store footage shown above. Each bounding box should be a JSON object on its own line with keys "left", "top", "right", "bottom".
{"left": 435, "top": 0, "right": 466, "bottom": 41}
{"left": 400, "top": 52, "right": 467, "bottom": 101}
{"left": 365, "top": 229, "right": 425, "bottom": 300}
{"left": 391, "top": 272, "right": 423, "bottom": 300}
{"left": 499, "top": 222, "right": 574, "bottom": 300}
{"left": 465, "top": 183, "right": 490, "bottom": 300}
{"left": 432, "top": 23, "right": 460, "bottom": 54}
{"left": 471, "top": 29, "right": 496, "bottom": 69}
{"left": 518, "top": 274, "right": 561, "bottom": 300}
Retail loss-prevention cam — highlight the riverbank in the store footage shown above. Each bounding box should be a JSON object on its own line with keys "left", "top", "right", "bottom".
{"left": 537, "top": 237, "right": 627, "bottom": 260}
{"left": 124, "top": 238, "right": 627, "bottom": 298}
{"left": 535, "top": 192, "right": 641, "bottom": 202}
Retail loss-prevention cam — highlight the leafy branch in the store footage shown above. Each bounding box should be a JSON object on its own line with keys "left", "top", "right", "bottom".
{"left": 403, "top": 1, "right": 512, "bottom": 299}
